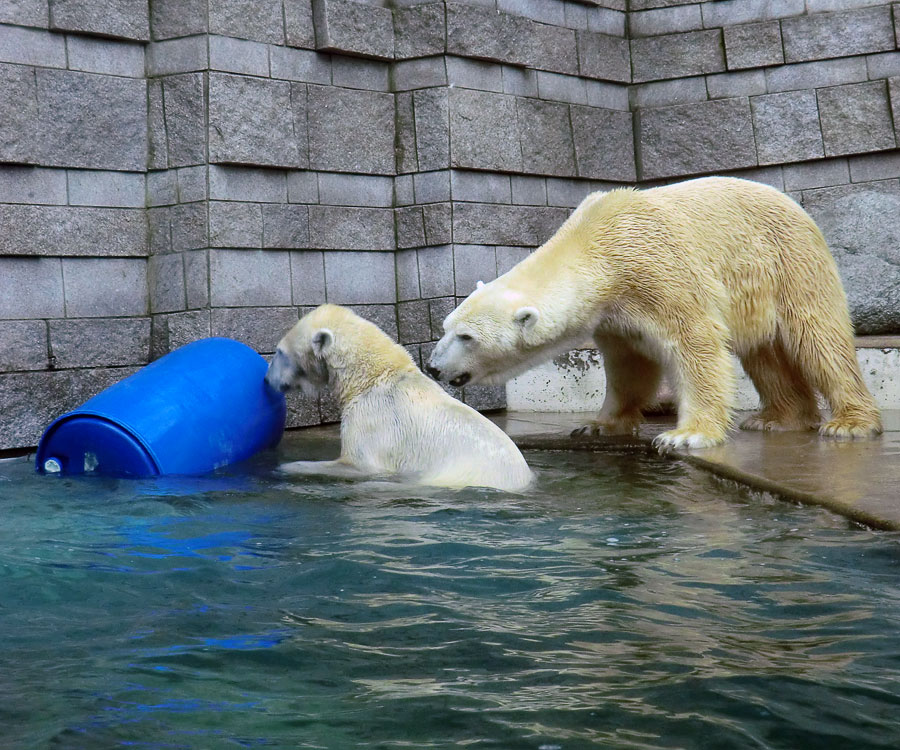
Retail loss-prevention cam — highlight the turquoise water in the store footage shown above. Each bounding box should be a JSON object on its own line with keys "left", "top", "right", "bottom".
{"left": 2, "top": 446, "right": 900, "bottom": 749}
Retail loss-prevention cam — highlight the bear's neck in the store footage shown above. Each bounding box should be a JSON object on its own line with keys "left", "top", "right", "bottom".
{"left": 331, "top": 338, "right": 419, "bottom": 407}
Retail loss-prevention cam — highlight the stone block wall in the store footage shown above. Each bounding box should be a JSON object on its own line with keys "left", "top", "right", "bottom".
{"left": 1, "top": 0, "right": 899, "bottom": 450}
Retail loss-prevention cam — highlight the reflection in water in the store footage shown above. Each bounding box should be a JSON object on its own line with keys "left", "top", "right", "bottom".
{"left": 0, "top": 449, "right": 899, "bottom": 749}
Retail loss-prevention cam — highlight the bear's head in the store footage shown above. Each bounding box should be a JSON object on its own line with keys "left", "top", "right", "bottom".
{"left": 265, "top": 305, "right": 340, "bottom": 397}
{"left": 426, "top": 280, "right": 559, "bottom": 387}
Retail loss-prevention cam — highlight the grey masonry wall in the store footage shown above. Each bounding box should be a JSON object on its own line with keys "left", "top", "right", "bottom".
{"left": 1, "top": 0, "right": 899, "bottom": 450}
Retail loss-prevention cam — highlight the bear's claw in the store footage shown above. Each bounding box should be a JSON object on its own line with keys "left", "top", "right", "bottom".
{"left": 819, "top": 416, "right": 882, "bottom": 440}
{"left": 652, "top": 429, "right": 724, "bottom": 452}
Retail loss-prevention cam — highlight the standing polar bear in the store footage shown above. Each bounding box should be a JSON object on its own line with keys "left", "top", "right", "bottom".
{"left": 266, "top": 304, "right": 533, "bottom": 491}
{"left": 427, "top": 177, "right": 881, "bottom": 449}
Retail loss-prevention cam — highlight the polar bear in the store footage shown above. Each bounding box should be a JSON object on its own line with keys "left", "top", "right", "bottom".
{"left": 265, "top": 304, "right": 533, "bottom": 491}
{"left": 426, "top": 177, "right": 881, "bottom": 449}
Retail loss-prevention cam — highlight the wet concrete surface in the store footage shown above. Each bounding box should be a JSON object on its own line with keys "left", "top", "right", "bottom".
{"left": 493, "top": 410, "right": 900, "bottom": 530}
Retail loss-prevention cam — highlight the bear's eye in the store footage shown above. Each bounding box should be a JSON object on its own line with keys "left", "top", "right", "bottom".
{"left": 457, "top": 333, "right": 473, "bottom": 343}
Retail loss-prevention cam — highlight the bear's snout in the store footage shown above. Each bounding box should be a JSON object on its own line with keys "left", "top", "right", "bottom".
{"left": 425, "top": 365, "right": 441, "bottom": 380}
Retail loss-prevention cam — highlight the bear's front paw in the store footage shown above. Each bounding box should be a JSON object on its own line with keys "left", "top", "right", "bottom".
{"left": 819, "top": 416, "right": 882, "bottom": 440}
{"left": 652, "top": 428, "right": 724, "bottom": 452}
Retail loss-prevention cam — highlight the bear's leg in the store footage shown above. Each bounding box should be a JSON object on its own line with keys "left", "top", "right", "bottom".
{"left": 572, "top": 334, "right": 662, "bottom": 437}
{"left": 783, "top": 317, "right": 882, "bottom": 439}
{"left": 738, "top": 339, "right": 820, "bottom": 432}
{"left": 653, "top": 321, "right": 734, "bottom": 450}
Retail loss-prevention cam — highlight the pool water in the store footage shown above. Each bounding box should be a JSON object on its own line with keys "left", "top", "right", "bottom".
{"left": 2, "top": 445, "right": 900, "bottom": 749}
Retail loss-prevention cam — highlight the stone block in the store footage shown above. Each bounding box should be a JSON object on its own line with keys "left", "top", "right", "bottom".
{"left": 146, "top": 36, "right": 207, "bottom": 76}
{"left": 284, "top": 390, "right": 322, "bottom": 429}
{"left": 0, "top": 320, "right": 47, "bottom": 372}
{"left": 765, "top": 57, "right": 867, "bottom": 93}
{"left": 817, "top": 81, "right": 897, "bottom": 157}
{"left": 724, "top": 21, "right": 783, "bottom": 70}
{"left": 531, "top": 22, "right": 578, "bottom": 76}
{"left": 209, "top": 35, "right": 269, "bottom": 76}
{"left": 0, "top": 205, "right": 147, "bottom": 257}
{"left": 397, "top": 299, "right": 432, "bottom": 344}
{"left": 150, "top": 0, "right": 207, "bottom": 40}
{"left": 49, "top": 318, "right": 150, "bottom": 368}
{"left": 585, "top": 79, "right": 629, "bottom": 110}
{"left": 751, "top": 90, "right": 824, "bottom": 165}
{"left": 308, "top": 205, "right": 395, "bottom": 250}
{"left": 67, "top": 169, "right": 145, "bottom": 208}
{"left": 536, "top": 71, "right": 587, "bottom": 105}
{"left": 414, "top": 88, "right": 450, "bottom": 171}
{"left": 801, "top": 181, "right": 900, "bottom": 334}
{"left": 209, "top": 0, "right": 285, "bottom": 44}
{"left": 413, "top": 170, "right": 451, "bottom": 204}
{"left": 209, "top": 201, "right": 263, "bottom": 247}
{"left": 427, "top": 298, "right": 456, "bottom": 341}
{"left": 631, "top": 30, "right": 725, "bottom": 83}
{"left": 34, "top": 68, "right": 147, "bottom": 171}
{"left": 496, "top": 245, "right": 531, "bottom": 275}
{"left": 502, "top": 65, "right": 538, "bottom": 97}
{"left": 263, "top": 204, "right": 310, "bottom": 248}
{"left": 395, "top": 90, "right": 418, "bottom": 174}
{"left": 570, "top": 105, "right": 635, "bottom": 182}
{"left": 184, "top": 249, "right": 209, "bottom": 308}
{"left": 331, "top": 56, "right": 390, "bottom": 91}
{"left": 516, "top": 98, "right": 576, "bottom": 177}
{"left": 396, "top": 206, "right": 426, "bottom": 249}
{"left": 0, "top": 165, "right": 66, "bottom": 205}
{"left": 498, "top": 0, "right": 563, "bottom": 26}
{"left": 209, "top": 165, "right": 287, "bottom": 203}
{"left": 576, "top": 31, "right": 630, "bottom": 83}
{"left": 318, "top": 173, "right": 393, "bottom": 207}
{"left": 396, "top": 248, "right": 420, "bottom": 301}
{"left": 867, "top": 52, "right": 900, "bottom": 81}
{"left": 175, "top": 166, "right": 209, "bottom": 203}
{"left": 284, "top": 0, "right": 315, "bottom": 49}
{"left": 170, "top": 202, "right": 208, "bottom": 251}
{"left": 451, "top": 171, "right": 512, "bottom": 204}
{"left": 210, "top": 249, "right": 292, "bottom": 307}
{"left": 154, "top": 310, "right": 211, "bottom": 356}
{"left": 445, "top": 2, "right": 532, "bottom": 68}
{"left": 307, "top": 85, "right": 394, "bottom": 174}
{"left": 394, "top": 2, "right": 444, "bottom": 59}
{"left": 417, "top": 244, "right": 454, "bottom": 298}
{"left": 446, "top": 56, "right": 503, "bottom": 93}
{"left": 348, "top": 304, "right": 397, "bottom": 341}
{"left": 49, "top": 0, "right": 149, "bottom": 41}
{"left": 452, "top": 203, "right": 568, "bottom": 246}
{"left": 630, "top": 77, "right": 707, "bottom": 109}
{"left": 782, "top": 158, "right": 849, "bottom": 191}
{"left": 0, "top": 24, "right": 64, "bottom": 68}
{"left": 707, "top": 70, "right": 766, "bottom": 99}
{"left": 781, "top": 6, "right": 894, "bottom": 64}
{"left": 323, "top": 251, "right": 395, "bottom": 304}
{"left": 269, "top": 46, "right": 331, "bottom": 84}
{"left": 462, "top": 384, "right": 506, "bottom": 412}
{"left": 0, "top": 0, "right": 47, "bottom": 26}
{"left": 637, "top": 97, "right": 757, "bottom": 180}
{"left": 587, "top": 5, "right": 626, "bottom": 34}
{"left": 423, "top": 202, "right": 451, "bottom": 245}
{"left": 147, "top": 78, "right": 167, "bottom": 170}
{"left": 630, "top": 4, "right": 703, "bottom": 37}
{"left": 291, "top": 250, "right": 326, "bottom": 305}
{"left": 211, "top": 307, "right": 298, "bottom": 353}
{"left": 66, "top": 35, "right": 144, "bottom": 77}
{"left": 699, "top": 0, "right": 804, "bottom": 27}
{"left": 0, "top": 257, "right": 62, "bottom": 319}
{"left": 145, "top": 169, "right": 175, "bottom": 207}
{"left": 449, "top": 89, "right": 521, "bottom": 172}
{"left": 149, "top": 252, "right": 186, "bottom": 313}
{"left": 453, "top": 244, "right": 497, "bottom": 295}
{"left": 546, "top": 177, "right": 593, "bottom": 208}
{"left": 283, "top": 172, "right": 316, "bottom": 205}
{"left": 394, "top": 173, "right": 414, "bottom": 206}
{"left": 312, "top": 0, "right": 394, "bottom": 60}
{"left": 848, "top": 152, "right": 900, "bottom": 183}
{"left": 209, "top": 73, "right": 305, "bottom": 168}
{"left": 62, "top": 257, "right": 147, "bottom": 317}
{"left": 393, "top": 57, "right": 447, "bottom": 92}
{"left": 148, "top": 206, "right": 171, "bottom": 255}
{"left": 510, "top": 175, "right": 546, "bottom": 205}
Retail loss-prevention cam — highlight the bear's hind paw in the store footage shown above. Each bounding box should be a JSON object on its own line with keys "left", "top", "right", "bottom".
{"left": 819, "top": 416, "right": 882, "bottom": 440}
{"left": 740, "top": 413, "right": 820, "bottom": 432}
{"left": 652, "top": 428, "right": 724, "bottom": 452}
{"left": 571, "top": 416, "right": 641, "bottom": 438}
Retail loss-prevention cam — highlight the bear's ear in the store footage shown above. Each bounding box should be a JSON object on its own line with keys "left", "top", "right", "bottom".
{"left": 311, "top": 328, "right": 334, "bottom": 356}
{"left": 514, "top": 306, "right": 539, "bottom": 329}
{"left": 476, "top": 280, "right": 485, "bottom": 289}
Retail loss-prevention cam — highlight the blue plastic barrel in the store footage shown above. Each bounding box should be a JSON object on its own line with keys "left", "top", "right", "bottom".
{"left": 36, "top": 338, "right": 286, "bottom": 477}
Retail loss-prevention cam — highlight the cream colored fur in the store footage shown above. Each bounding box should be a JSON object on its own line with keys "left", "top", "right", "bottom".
{"left": 428, "top": 177, "right": 882, "bottom": 449}
{"left": 266, "top": 305, "right": 533, "bottom": 491}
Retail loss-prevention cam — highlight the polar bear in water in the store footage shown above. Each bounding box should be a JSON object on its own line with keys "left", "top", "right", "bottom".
{"left": 265, "top": 304, "right": 533, "bottom": 491}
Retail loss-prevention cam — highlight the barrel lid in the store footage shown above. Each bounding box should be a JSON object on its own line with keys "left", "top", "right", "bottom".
{"left": 35, "top": 414, "right": 160, "bottom": 477}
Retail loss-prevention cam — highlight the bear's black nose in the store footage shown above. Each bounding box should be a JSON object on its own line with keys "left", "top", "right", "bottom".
{"left": 425, "top": 365, "right": 441, "bottom": 380}
{"left": 449, "top": 373, "right": 471, "bottom": 387}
